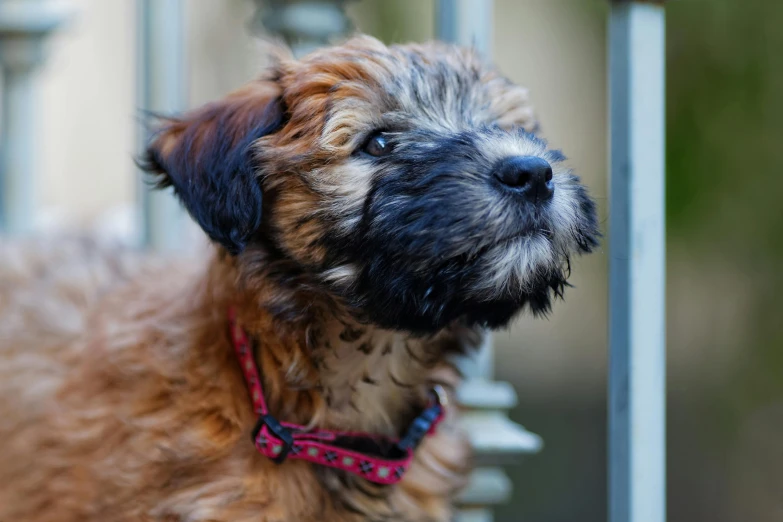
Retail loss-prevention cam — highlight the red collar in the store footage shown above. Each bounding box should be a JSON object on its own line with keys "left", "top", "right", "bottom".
{"left": 228, "top": 308, "right": 446, "bottom": 485}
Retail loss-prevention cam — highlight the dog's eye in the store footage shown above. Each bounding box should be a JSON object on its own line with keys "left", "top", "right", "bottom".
{"left": 362, "top": 133, "right": 393, "bottom": 157}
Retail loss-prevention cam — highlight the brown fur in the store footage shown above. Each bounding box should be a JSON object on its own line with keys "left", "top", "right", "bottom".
{"left": 0, "top": 35, "right": 597, "bottom": 521}
{"left": 0, "top": 236, "right": 471, "bottom": 522}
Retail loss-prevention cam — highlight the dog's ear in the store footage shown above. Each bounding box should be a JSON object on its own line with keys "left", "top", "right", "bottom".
{"left": 141, "top": 80, "right": 285, "bottom": 255}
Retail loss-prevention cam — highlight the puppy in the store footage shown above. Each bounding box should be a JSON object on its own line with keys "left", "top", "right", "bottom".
{"left": 0, "top": 36, "right": 598, "bottom": 522}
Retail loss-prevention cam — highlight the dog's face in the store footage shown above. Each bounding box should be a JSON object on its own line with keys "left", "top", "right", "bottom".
{"left": 144, "top": 36, "right": 598, "bottom": 333}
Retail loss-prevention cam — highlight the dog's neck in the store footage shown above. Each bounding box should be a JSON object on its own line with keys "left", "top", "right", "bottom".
{"left": 215, "top": 252, "right": 473, "bottom": 437}
{"left": 310, "top": 319, "right": 446, "bottom": 435}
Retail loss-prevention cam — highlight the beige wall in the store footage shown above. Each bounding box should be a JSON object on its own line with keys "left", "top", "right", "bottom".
{"left": 39, "top": 0, "right": 136, "bottom": 225}
{"left": 36, "top": 0, "right": 265, "bottom": 231}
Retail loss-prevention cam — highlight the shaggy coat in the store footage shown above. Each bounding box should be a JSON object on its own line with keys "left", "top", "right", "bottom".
{"left": 0, "top": 36, "right": 597, "bottom": 521}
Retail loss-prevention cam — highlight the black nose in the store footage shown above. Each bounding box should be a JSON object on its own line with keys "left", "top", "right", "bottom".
{"left": 493, "top": 156, "right": 554, "bottom": 202}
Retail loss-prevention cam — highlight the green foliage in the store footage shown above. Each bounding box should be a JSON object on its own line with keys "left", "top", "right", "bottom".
{"left": 667, "top": 0, "right": 783, "bottom": 471}
{"left": 667, "top": 0, "right": 783, "bottom": 253}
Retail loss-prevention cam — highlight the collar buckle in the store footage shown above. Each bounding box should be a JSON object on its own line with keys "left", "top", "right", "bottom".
{"left": 396, "top": 385, "right": 447, "bottom": 451}
{"left": 252, "top": 413, "right": 294, "bottom": 464}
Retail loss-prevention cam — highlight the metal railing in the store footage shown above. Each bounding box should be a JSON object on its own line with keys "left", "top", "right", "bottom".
{"left": 608, "top": 2, "right": 667, "bottom": 522}
{"left": 0, "top": 0, "right": 69, "bottom": 235}
{"left": 136, "top": 0, "right": 188, "bottom": 252}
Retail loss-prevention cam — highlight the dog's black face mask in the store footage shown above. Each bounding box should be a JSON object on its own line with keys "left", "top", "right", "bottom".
{"left": 349, "top": 126, "right": 598, "bottom": 333}
{"left": 142, "top": 36, "right": 599, "bottom": 334}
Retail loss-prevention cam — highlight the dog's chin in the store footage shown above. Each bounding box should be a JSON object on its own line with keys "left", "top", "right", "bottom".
{"left": 352, "top": 245, "right": 572, "bottom": 335}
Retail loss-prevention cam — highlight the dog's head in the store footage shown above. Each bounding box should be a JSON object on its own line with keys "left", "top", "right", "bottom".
{"left": 143, "top": 36, "right": 598, "bottom": 334}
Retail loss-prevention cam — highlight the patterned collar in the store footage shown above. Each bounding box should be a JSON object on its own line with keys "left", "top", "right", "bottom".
{"left": 229, "top": 307, "right": 446, "bottom": 485}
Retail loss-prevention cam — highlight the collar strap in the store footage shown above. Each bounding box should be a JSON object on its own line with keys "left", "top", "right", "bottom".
{"left": 229, "top": 307, "right": 446, "bottom": 485}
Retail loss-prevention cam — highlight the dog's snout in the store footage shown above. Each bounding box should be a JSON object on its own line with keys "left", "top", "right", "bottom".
{"left": 493, "top": 156, "right": 554, "bottom": 203}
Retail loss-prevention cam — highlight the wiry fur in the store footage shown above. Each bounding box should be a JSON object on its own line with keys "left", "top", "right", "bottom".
{"left": 0, "top": 36, "right": 597, "bottom": 521}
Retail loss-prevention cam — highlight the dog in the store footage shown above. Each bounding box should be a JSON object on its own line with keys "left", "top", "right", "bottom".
{"left": 0, "top": 35, "right": 598, "bottom": 521}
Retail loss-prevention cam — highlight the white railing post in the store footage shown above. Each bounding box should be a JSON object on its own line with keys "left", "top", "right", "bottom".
{"left": 436, "top": 2, "right": 544, "bottom": 522}
{"left": 137, "top": 0, "right": 187, "bottom": 252}
{"left": 0, "top": 0, "right": 69, "bottom": 235}
{"left": 608, "top": 2, "right": 667, "bottom": 522}
{"left": 436, "top": 0, "right": 492, "bottom": 57}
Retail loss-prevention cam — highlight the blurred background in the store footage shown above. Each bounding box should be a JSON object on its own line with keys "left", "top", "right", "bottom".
{"left": 2, "top": 0, "right": 782, "bottom": 521}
